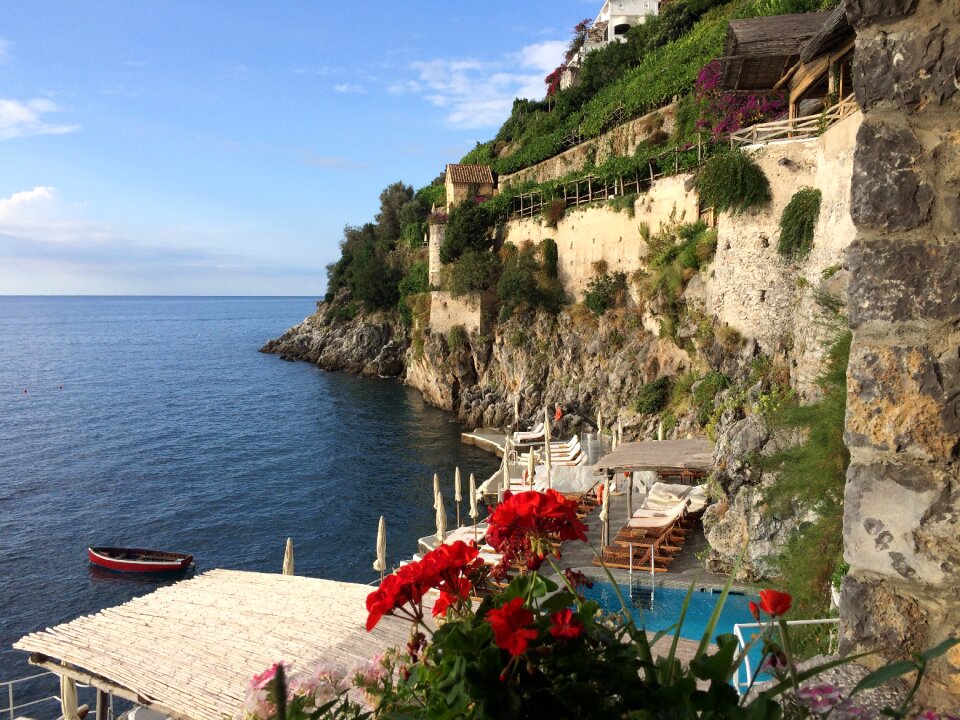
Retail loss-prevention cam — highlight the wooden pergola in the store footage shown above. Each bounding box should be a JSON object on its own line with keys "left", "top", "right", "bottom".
{"left": 595, "top": 438, "right": 714, "bottom": 483}
{"left": 14, "top": 569, "right": 415, "bottom": 720}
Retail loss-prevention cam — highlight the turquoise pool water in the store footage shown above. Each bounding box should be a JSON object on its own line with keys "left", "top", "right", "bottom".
{"left": 582, "top": 582, "right": 768, "bottom": 682}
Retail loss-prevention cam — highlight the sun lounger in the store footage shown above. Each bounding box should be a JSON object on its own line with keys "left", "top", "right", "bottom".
{"left": 512, "top": 422, "right": 545, "bottom": 442}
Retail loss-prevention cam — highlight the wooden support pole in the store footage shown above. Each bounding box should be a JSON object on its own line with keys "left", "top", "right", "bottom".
{"left": 95, "top": 690, "right": 109, "bottom": 720}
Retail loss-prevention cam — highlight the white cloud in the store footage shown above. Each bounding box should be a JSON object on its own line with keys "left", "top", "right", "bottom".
{"left": 0, "top": 98, "right": 79, "bottom": 140}
{"left": 333, "top": 83, "right": 366, "bottom": 94}
{"left": 0, "top": 186, "right": 57, "bottom": 220}
{"left": 396, "top": 40, "right": 567, "bottom": 129}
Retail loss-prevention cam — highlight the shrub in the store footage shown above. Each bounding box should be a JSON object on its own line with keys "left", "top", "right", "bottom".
{"left": 607, "top": 192, "right": 637, "bottom": 216}
{"left": 695, "top": 150, "right": 771, "bottom": 214}
{"left": 446, "top": 325, "right": 469, "bottom": 353}
{"left": 543, "top": 198, "right": 566, "bottom": 228}
{"left": 541, "top": 238, "right": 558, "bottom": 279}
{"left": 583, "top": 271, "right": 627, "bottom": 316}
{"left": 634, "top": 376, "right": 671, "bottom": 414}
{"left": 397, "top": 261, "right": 429, "bottom": 325}
{"left": 778, "top": 188, "right": 822, "bottom": 260}
{"left": 448, "top": 251, "right": 501, "bottom": 296}
{"left": 761, "top": 332, "right": 851, "bottom": 655}
{"left": 692, "top": 371, "right": 730, "bottom": 424}
{"left": 440, "top": 201, "right": 493, "bottom": 263}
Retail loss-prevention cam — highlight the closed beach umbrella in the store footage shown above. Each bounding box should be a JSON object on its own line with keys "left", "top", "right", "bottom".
{"left": 469, "top": 472, "right": 479, "bottom": 542}
{"left": 526, "top": 447, "right": 536, "bottom": 489}
{"left": 454, "top": 467, "right": 463, "bottom": 527}
{"left": 282, "top": 537, "right": 294, "bottom": 576}
{"left": 469, "top": 473, "right": 478, "bottom": 521}
{"left": 435, "top": 489, "right": 447, "bottom": 543}
{"left": 514, "top": 395, "right": 520, "bottom": 430}
{"left": 373, "top": 516, "right": 387, "bottom": 579}
{"left": 60, "top": 663, "right": 79, "bottom": 720}
{"left": 618, "top": 419, "right": 624, "bottom": 444}
{"left": 501, "top": 438, "right": 510, "bottom": 492}
{"left": 543, "top": 406, "right": 552, "bottom": 490}
{"left": 599, "top": 478, "right": 610, "bottom": 547}
{"left": 597, "top": 408, "right": 603, "bottom": 435}
{"left": 433, "top": 472, "right": 440, "bottom": 510}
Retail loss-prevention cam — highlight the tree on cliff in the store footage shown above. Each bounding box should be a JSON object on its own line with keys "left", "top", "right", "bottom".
{"left": 376, "top": 181, "right": 415, "bottom": 246}
{"left": 440, "top": 201, "right": 494, "bottom": 263}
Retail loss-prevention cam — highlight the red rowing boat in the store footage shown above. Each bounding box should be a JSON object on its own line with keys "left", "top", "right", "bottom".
{"left": 88, "top": 546, "right": 194, "bottom": 573}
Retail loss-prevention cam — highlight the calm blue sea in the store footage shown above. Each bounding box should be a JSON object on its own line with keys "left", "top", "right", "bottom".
{"left": 0, "top": 296, "right": 499, "bottom": 680}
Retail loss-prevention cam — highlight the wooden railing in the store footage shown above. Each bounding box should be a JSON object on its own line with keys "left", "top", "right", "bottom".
{"left": 729, "top": 94, "right": 858, "bottom": 147}
{"left": 509, "top": 141, "right": 713, "bottom": 220}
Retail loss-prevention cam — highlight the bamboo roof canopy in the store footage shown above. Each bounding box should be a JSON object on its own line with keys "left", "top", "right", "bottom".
{"left": 595, "top": 438, "right": 715, "bottom": 477}
{"left": 445, "top": 163, "right": 494, "bottom": 185}
{"left": 14, "top": 569, "right": 416, "bottom": 720}
{"left": 717, "top": 11, "right": 833, "bottom": 91}
{"left": 799, "top": 5, "right": 851, "bottom": 64}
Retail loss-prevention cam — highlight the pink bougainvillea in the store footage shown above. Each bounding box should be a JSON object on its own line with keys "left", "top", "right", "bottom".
{"left": 695, "top": 60, "right": 786, "bottom": 140}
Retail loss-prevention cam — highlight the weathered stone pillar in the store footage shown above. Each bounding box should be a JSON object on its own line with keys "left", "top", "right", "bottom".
{"left": 841, "top": 0, "right": 960, "bottom": 705}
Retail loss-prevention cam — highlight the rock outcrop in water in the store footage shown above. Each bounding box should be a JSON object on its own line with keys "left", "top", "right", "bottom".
{"left": 260, "top": 302, "right": 407, "bottom": 378}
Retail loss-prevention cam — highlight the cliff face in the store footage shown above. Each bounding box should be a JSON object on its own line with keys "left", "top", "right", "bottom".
{"left": 260, "top": 304, "right": 408, "bottom": 378}
{"left": 406, "top": 309, "right": 694, "bottom": 433}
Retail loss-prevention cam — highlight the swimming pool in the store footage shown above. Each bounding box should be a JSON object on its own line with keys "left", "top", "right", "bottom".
{"left": 581, "top": 582, "right": 768, "bottom": 682}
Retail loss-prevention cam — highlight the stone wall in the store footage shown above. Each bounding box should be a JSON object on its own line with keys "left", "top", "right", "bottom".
{"left": 498, "top": 104, "right": 677, "bottom": 187}
{"left": 503, "top": 173, "right": 699, "bottom": 298}
{"left": 429, "top": 291, "right": 492, "bottom": 336}
{"left": 839, "top": 0, "right": 960, "bottom": 706}
{"left": 709, "top": 111, "right": 862, "bottom": 399}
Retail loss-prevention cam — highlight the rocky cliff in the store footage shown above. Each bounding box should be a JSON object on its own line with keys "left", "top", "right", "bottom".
{"left": 260, "top": 303, "right": 408, "bottom": 378}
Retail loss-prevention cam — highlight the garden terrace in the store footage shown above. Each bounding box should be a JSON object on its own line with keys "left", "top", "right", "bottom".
{"left": 508, "top": 141, "right": 713, "bottom": 220}
{"left": 14, "top": 569, "right": 416, "bottom": 720}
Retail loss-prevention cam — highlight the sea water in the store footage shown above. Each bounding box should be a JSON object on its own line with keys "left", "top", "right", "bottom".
{"left": 0, "top": 296, "right": 499, "bottom": 680}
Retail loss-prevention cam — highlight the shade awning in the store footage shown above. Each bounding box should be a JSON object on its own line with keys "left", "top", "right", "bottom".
{"left": 14, "top": 569, "right": 414, "bottom": 720}
{"left": 594, "top": 438, "right": 714, "bottom": 477}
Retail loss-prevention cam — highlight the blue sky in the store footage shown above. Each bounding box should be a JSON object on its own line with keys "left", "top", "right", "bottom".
{"left": 0, "top": 1, "right": 591, "bottom": 295}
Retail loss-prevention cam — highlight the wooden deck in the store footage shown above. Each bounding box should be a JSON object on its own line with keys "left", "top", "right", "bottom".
{"left": 14, "top": 570, "right": 415, "bottom": 720}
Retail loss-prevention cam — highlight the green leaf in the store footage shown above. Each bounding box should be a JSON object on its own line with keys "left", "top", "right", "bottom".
{"left": 849, "top": 660, "right": 918, "bottom": 696}
{"left": 691, "top": 633, "right": 738, "bottom": 682}
{"left": 664, "top": 580, "right": 695, "bottom": 684}
{"left": 542, "top": 591, "right": 576, "bottom": 614}
{"left": 918, "top": 636, "right": 959, "bottom": 662}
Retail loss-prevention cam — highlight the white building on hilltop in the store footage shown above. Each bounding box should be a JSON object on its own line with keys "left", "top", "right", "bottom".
{"left": 562, "top": 0, "right": 660, "bottom": 89}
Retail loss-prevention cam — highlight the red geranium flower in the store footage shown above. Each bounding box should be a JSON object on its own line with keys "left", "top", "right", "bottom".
{"left": 365, "top": 540, "right": 482, "bottom": 631}
{"left": 758, "top": 589, "right": 792, "bottom": 617}
{"left": 485, "top": 489, "right": 588, "bottom": 571}
{"left": 548, "top": 609, "right": 583, "bottom": 639}
{"left": 749, "top": 601, "right": 760, "bottom": 621}
{"left": 486, "top": 597, "right": 537, "bottom": 656}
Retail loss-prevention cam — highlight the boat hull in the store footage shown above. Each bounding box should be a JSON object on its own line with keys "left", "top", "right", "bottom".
{"left": 88, "top": 547, "right": 193, "bottom": 573}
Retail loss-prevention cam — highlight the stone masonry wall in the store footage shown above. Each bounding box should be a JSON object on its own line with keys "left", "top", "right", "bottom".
{"left": 429, "top": 291, "right": 490, "bottom": 336}
{"left": 503, "top": 173, "right": 699, "bottom": 299}
{"left": 498, "top": 103, "right": 677, "bottom": 187}
{"left": 839, "top": 0, "right": 960, "bottom": 706}
{"left": 709, "top": 111, "right": 862, "bottom": 399}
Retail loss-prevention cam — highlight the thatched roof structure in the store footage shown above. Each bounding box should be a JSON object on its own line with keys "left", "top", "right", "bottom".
{"left": 799, "top": 5, "right": 850, "bottom": 63}
{"left": 595, "top": 438, "right": 714, "bottom": 478}
{"left": 717, "top": 11, "right": 833, "bottom": 91}
{"left": 14, "top": 569, "right": 416, "bottom": 720}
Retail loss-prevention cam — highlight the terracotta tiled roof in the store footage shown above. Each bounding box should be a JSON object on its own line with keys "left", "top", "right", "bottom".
{"left": 446, "top": 164, "right": 494, "bottom": 184}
